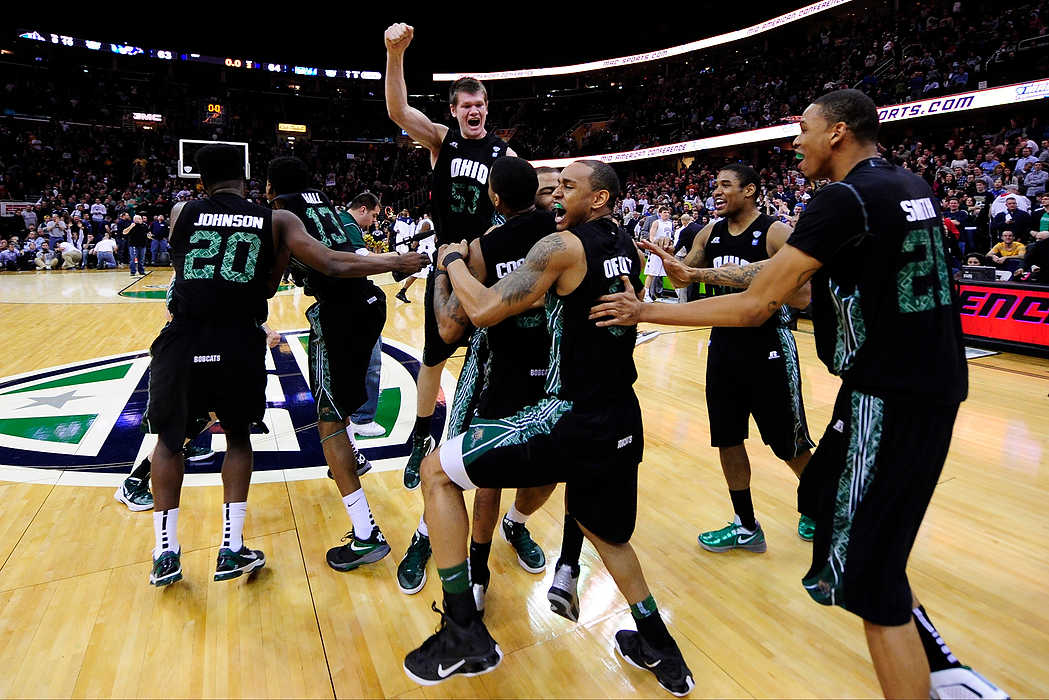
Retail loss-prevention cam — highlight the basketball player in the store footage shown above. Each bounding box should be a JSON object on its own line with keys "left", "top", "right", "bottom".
{"left": 401, "top": 160, "right": 694, "bottom": 697}
{"left": 644, "top": 163, "right": 816, "bottom": 552}
{"left": 396, "top": 157, "right": 556, "bottom": 610}
{"left": 590, "top": 90, "right": 1006, "bottom": 699}
{"left": 385, "top": 22, "right": 515, "bottom": 490}
{"left": 266, "top": 156, "right": 427, "bottom": 571}
{"left": 535, "top": 166, "right": 560, "bottom": 211}
{"left": 643, "top": 207, "right": 672, "bottom": 301}
{"left": 144, "top": 144, "right": 424, "bottom": 588}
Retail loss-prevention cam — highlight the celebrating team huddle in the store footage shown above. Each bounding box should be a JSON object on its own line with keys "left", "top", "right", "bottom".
{"left": 123, "top": 21, "right": 1011, "bottom": 700}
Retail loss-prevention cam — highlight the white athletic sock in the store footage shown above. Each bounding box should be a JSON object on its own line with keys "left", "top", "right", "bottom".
{"left": 153, "top": 508, "right": 179, "bottom": 558}
{"left": 222, "top": 501, "right": 247, "bottom": 552}
{"left": 417, "top": 513, "right": 429, "bottom": 538}
{"left": 343, "top": 488, "right": 375, "bottom": 540}
{"left": 506, "top": 504, "right": 528, "bottom": 525}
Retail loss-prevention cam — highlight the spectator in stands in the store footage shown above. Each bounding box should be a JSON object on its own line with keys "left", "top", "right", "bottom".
{"left": 991, "top": 197, "right": 1033, "bottom": 242}
{"left": 990, "top": 186, "right": 1031, "bottom": 217}
{"left": 987, "top": 230, "right": 1026, "bottom": 274}
{"left": 123, "top": 214, "right": 149, "bottom": 275}
{"left": 1015, "top": 147, "right": 1038, "bottom": 175}
{"left": 90, "top": 198, "right": 107, "bottom": 234}
{"left": 56, "top": 240, "right": 82, "bottom": 270}
{"left": 21, "top": 207, "right": 37, "bottom": 232}
{"left": 35, "top": 241, "right": 57, "bottom": 270}
{"left": 1032, "top": 193, "right": 1049, "bottom": 236}
{"left": 1024, "top": 161, "right": 1047, "bottom": 198}
{"left": 93, "top": 232, "right": 118, "bottom": 269}
{"left": 149, "top": 214, "right": 169, "bottom": 266}
{"left": 0, "top": 239, "right": 16, "bottom": 271}
{"left": 964, "top": 254, "right": 985, "bottom": 267}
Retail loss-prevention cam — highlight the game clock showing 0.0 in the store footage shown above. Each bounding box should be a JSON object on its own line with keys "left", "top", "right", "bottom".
{"left": 202, "top": 102, "right": 227, "bottom": 126}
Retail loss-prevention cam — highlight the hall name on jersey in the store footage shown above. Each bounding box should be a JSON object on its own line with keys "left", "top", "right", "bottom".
{"left": 193, "top": 213, "right": 265, "bottom": 229}
{"left": 900, "top": 197, "right": 937, "bottom": 222}
{"left": 450, "top": 158, "right": 491, "bottom": 185}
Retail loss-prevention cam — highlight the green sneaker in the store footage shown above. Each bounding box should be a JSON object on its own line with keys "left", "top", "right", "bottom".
{"left": 500, "top": 516, "right": 546, "bottom": 573}
{"left": 115, "top": 476, "right": 153, "bottom": 511}
{"left": 698, "top": 516, "right": 767, "bottom": 553}
{"left": 797, "top": 514, "right": 816, "bottom": 542}
{"left": 326, "top": 528, "right": 391, "bottom": 571}
{"left": 403, "top": 434, "right": 434, "bottom": 491}
{"left": 214, "top": 546, "right": 266, "bottom": 581}
{"left": 150, "top": 549, "right": 182, "bottom": 586}
{"left": 397, "top": 531, "right": 431, "bottom": 594}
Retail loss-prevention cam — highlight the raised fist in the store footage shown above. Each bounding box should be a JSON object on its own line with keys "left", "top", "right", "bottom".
{"left": 384, "top": 23, "right": 414, "bottom": 54}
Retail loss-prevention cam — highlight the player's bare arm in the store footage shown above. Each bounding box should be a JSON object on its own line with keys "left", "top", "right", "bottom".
{"left": 434, "top": 237, "right": 486, "bottom": 344}
{"left": 444, "top": 232, "right": 579, "bottom": 327}
{"left": 384, "top": 23, "right": 448, "bottom": 159}
{"left": 640, "top": 223, "right": 712, "bottom": 288}
{"left": 590, "top": 244, "right": 821, "bottom": 328}
{"left": 276, "top": 210, "right": 427, "bottom": 278}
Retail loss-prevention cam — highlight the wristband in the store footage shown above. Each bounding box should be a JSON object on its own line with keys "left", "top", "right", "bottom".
{"left": 442, "top": 251, "right": 465, "bottom": 268}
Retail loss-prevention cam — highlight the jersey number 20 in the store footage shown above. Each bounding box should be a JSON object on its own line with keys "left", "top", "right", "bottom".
{"left": 184, "top": 230, "right": 260, "bottom": 282}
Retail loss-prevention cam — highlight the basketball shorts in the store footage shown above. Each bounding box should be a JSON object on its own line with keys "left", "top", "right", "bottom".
{"left": 705, "top": 327, "right": 814, "bottom": 461}
{"left": 798, "top": 387, "right": 959, "bottom": 626}
{"left": 440, "top": 394, "right": 644, "bottom": 544}
{"left": 144, "top": 319, "right": 267, "bottom": 454}
{"left": 305, "top": 293, "right": 386, "bottom": 423}
{"left": 423, "top": 269, "right": 468, "bottom": 367}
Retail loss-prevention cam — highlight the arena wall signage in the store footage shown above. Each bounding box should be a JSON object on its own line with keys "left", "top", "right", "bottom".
{"left": 432, "top": 0, "right": 852, "bottom": 81}
{"left": 15, "top": 30, "right": 381, "bottom": 81}
{"left": 530, "top": 78, "right": 1049, "bottom": 168}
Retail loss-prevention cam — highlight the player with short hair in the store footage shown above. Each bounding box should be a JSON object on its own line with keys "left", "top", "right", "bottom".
{"left": 401, "top": 160, "right": 693, "bottom": 696}
{"left": 384, "top": 22, "right": 516, "bottom": 491}
{"left": 590, "top": 89, "right": 1006, "bottom": 700}
{"left": 144, "top": 144, "right": 423, "bottom": 588}
{"left": 266, "top": 156, "right": 427, "bottom": 571}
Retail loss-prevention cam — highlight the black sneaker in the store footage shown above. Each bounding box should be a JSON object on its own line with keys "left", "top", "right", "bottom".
{"left": 613, "top": 630, "right": 695, "bottom": 697}
{"left": 397, "top": 531, "right": 431, "bottom": 595}
{"left": 325, "top": 452, "right": 372, "bottom": 481}
{"left": 150, "top": 549, "right": 182, "bottom": 586}
{"left": 547, "top": 563, "right": 580, "bottom": 622}
{"left": 403, "top": 602, "right": 503, "bottom": 685}
{"left": 395, "top": 289, "right": 411, "bottom": 303}
{"left": 403, "top": 434, "right": 434, "bottom": 491}
{"left": 500, "top": 516, "right": 546, "bottom": 573}
{"left": 115, "top": 476, "right": 153, "bottom": 511}
{"left": 214, "top": 546, "right": 266, "bottom": 582}
{"left": 326, "top": 528, "right": 391, "bottom": 571}
{"left": 184, "top": 443, "right": 215, "bottom": 462}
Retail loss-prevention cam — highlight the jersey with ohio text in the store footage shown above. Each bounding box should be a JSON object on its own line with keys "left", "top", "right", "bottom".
{"left": 787, "top": 157, "right": 967, "bottom": 403}
{"left": 476, "top": 208, "right": 556, "bottom": 418}
{"left": 169, "top": 192, "right": 274, "bottom": 325}
{"left": 705, "top": 213, "right": 791, "bottom": 337}
{"left": 546, "top": 217, "right": 642, "bottom": 406}
{"left": 273, "top": 189, "right": 379, "bottom": 303}
{"left": 431, "top": 127, "right": 508, "bottom": 246}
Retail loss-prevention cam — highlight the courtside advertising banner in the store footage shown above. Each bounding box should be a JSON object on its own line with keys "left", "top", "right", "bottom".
{"left": 958, "top": 282, "right": 1049, "bottom": 351}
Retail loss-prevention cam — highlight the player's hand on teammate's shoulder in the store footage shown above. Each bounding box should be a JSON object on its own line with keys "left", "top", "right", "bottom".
{"left": 589, "top": 275, "right": 643, "bottom": 327}
{"left": 384, "top": 23, "right": 414, "bottom": 53}
{"left": 437, "top": 240, "right": 469, "bottom": 270}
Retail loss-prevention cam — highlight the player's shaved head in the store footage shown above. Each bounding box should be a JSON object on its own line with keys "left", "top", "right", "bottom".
{"left": 577, "top": 160, "right": 621, "bottom": 205}
{"left": 266, "top": 156, "right": 312, "bottom": 195}
{"left": 490, "top": 157, "right": 538, "bottom": 211}
{"left": 812, "top": 89, "right": 880, "bottom": 144}
{"left": 196, "top": 144, "right": 244, "bottom": 189}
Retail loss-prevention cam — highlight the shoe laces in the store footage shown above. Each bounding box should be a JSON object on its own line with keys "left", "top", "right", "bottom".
{"left": 403, "top": 534, "right": 430, "bottom": 567}
{"left": 551, "top": 564, "right": 577, "bottom": 591}
{"left": 417, "top": 601, "right": 452, "bottom": 653}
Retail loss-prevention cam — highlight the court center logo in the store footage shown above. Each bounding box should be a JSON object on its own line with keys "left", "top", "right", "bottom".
{"left": 0, "top": 333, "right": 455, "bottom": 485}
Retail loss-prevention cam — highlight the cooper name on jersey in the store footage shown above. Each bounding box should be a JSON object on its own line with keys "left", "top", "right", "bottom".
{"left": 449, "top": 158, "right": 492, "bottom": 185}
{"left": 192, "top": 213, "right": 265, "bottom": 229}
{"left": 496, "top": 258, "right": 525, "bottom": 278}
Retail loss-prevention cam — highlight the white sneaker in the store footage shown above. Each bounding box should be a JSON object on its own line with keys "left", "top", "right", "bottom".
{"left": 930, "top": 666, "right": 1009, "bottom": 699}
{"left": 350, "top": 421, "right": 385, "bottom": 437}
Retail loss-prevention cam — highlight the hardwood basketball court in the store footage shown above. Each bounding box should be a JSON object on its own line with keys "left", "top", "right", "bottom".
{"left": 0, "top": 268, "right": 1046, "bottom": 698}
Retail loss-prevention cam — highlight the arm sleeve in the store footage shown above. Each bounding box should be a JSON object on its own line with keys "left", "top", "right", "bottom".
{"left": 786, "top": 182, "right": 866, "bottom": 265}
